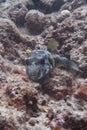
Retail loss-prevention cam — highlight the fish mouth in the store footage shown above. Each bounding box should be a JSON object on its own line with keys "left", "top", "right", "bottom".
{"left": 26, "top": 65, "right": 44, "bottom": 81}
{"left": 29, "top": 69, "right": 45, "bottom": 81}
{"left": 26, "top": 63, "right": 52, "bottom": 82}
{"left": 30, "top": 75, "right": 39, "bottom": 81}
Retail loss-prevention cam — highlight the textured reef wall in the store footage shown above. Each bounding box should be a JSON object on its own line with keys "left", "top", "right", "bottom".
{"left": 0, "top": 0, "right": 87, "bottom": 130}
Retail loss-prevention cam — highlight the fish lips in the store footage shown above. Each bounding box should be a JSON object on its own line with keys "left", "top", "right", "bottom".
{"left": 26, "top": 64, "right": 52, "bottom": 82}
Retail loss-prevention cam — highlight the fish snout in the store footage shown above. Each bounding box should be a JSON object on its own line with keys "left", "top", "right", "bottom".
{"left": 26, "top": 64, "right": 42, "bottom": 81}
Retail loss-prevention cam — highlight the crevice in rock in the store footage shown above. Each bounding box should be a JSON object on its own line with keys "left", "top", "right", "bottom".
{"left": 32, "top": 0, "right": 65, "bottom": 14}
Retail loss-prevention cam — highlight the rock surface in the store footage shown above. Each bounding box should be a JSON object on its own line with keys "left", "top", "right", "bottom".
{"left": 0, "top": 0, "right": 87, "bottom": 130}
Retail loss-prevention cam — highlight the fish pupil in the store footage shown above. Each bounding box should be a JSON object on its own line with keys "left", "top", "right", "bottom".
{"left": 39, "top": 59, "right": 45, "bottom": 64}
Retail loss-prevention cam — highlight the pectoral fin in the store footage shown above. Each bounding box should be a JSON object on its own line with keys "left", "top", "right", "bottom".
{"left": 48, "top": 54, "right": 55, "bottom": 67}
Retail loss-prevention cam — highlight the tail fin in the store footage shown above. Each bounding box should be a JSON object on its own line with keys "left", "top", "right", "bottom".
{"left": 61, "top": 57, "right": 81, "bottom": 73}
{"left": 53, "top": 54, "right": 81, "bottom": 73}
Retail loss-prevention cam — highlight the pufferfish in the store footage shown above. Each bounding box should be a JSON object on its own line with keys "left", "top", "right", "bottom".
{"left": 26, "top": 39, "right": 80, "bottom": 82}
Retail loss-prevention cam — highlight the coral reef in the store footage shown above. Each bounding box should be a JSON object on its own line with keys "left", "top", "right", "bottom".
{"left": 25, "top": 10, "right": 50, "bottom": 35}
{"left": 0, "top": 0, "right": 87, "bottom": 130}
{"left": 8, "top": 3, "right": 28, "bottom": 25}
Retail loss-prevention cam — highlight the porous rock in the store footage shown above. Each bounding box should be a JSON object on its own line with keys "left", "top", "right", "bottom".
{"left": 25, "top": 10, "right": 51, "bottom": 35}
{"left": 8, "top": 3, "right": 28, "bottom": 25}
{"left": 0, "top": 0, "right": 87, "bottom": 130}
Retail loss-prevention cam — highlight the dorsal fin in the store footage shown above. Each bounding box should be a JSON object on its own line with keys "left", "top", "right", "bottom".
{"left": 47, "top": 38, "right": 58, "bottom": 52}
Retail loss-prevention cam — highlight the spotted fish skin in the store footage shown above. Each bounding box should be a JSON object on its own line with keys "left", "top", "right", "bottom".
{"left": 26, "top": 49, "right": 80, "bottom": 82}
{"left": 26, "top": 49, "right": 53, "bottom": 82}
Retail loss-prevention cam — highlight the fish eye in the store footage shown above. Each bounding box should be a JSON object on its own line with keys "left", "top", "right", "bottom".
{"left": 26, "top": 59, "right": 30, "bottom": 65}
{"left": 39, "top": 59, "right": 45, "bottom": 64}
{"left": 26, "top": 59, "right": 29, "bottom": 65}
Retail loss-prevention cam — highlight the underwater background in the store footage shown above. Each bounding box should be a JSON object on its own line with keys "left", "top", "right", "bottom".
{"left": 0, "top": 0, "right": 87, "bottom": 130}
